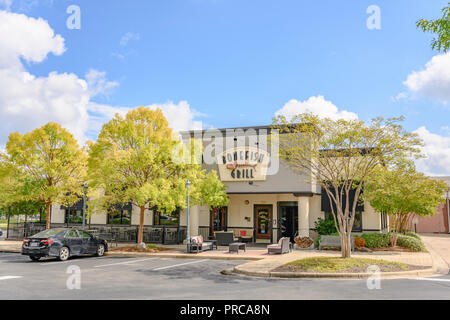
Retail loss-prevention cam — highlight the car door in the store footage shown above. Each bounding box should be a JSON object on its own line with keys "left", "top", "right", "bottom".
{"left": 79, "top": 230, "right": 96, "bottom": 254}
{"left": 65, "top": 230, "right": 82, "bottom": 256}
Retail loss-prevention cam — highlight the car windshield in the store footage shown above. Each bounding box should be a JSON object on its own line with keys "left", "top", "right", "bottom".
{"left": 31, "top": 228, "right": 67, "bottom": 238}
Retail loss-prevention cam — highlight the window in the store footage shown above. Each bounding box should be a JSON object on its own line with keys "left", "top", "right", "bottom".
{"left": 153, "top": 208, "right": 180, "bottom": 226}
{"left": 325, "top": 211, "right": 362, "bottom": 232}
{"left": 65, "top": 230, "right": 79, "bottom": 238}
{"left": 107, "top": 208, "right": 131, "bottom": 225}
{"left": 65, "top": 209, "right": 86, "bottom": 224}
{"left": 78, "top": 230, "right": 92, "bottom": 239}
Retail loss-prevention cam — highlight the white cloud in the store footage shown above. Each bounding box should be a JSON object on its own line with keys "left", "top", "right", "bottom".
{"left": 119, "top": 32, "right": 140, "bottom": 47}
{"left": 86, "top": 101, "right": 204, "bottom": 139}
{"left": 403, "top": 52, "right": 450, "bottom": 103}
{"left": 0, "top": 10, "right": 65, "bottom": 69}
{"left": 85, "top": 69, "right": 119, "bottom": 97}
{"left": 414, "top": 126, "right": 450, "bottom": 176}
{"left": 275, "top": 95, "right": 358, "bottom": 121}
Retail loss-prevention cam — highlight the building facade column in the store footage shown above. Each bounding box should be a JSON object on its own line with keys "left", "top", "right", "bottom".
{"left": 298, "top": 197, "right": 310, "bottom": 237}
{"left": 189, "top": 205, "right": 200, "bottom": 237}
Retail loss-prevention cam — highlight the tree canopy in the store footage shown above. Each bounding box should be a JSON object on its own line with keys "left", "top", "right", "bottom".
{"left": 88, "top": 107, "right": 228, "bottom": 244}
{"left": 417, "top": 3, "right": 450, "bottom": 52}
{"left": 3, "top": 122, "right": 87, "bottom": 228}
{"left": 365, "top": 162, "right": 447, "bottom": 245}
{"left": 273, "top": 114, "right": 423, "bottom": 257}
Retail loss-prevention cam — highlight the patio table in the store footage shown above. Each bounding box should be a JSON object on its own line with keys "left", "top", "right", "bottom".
{"left": 229, "top": 242, "right": 246, "bottom": 254}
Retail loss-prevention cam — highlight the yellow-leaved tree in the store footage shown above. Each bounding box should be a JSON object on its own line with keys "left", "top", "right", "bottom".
{"left": 4, "top": 122, "right": 87, "bottom": 229}
{"left": 88, "top": 107, "right": 228, "bottom": 245}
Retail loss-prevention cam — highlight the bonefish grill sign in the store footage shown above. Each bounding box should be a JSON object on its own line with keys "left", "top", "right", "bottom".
{"left": 217, "top": 147, "right": 270, "bottom": 181}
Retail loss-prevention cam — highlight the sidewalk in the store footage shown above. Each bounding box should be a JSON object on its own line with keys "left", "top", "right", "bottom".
{"left": 420, "top": 234, "right": 450, "bottom": 274}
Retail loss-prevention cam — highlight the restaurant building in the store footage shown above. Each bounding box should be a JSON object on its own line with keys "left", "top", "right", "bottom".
{"left": 49, "top": 125, "right": 388, "bottom": 244}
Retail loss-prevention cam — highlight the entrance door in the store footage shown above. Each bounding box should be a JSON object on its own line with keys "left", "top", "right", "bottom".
{"left": 278, "top": 202, "right": 298, "bottom": 242}
{"left": 210, "top": 207, "right": 227, "bottom": 237}
{"left": 254, "top": 205, "right": 272, "bottom": 240}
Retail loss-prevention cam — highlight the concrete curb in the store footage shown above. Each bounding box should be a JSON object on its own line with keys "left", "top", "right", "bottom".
{"left": 232, "top": 266, "right": 437, "bottom": 279}
{"left": 105, "top": 251, "right": 264, "bottom": 261}
{"left": 0, "top": 249, "right": 20, "bottom": 253}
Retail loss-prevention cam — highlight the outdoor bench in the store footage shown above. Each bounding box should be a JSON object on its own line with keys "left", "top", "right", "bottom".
{"left": 319, "top": 235, "right": 354, "bottom": 251}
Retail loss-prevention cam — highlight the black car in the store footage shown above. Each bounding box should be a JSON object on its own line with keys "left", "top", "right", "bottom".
{"left": 22, "top": 228, "right": 108, "bottom": 262}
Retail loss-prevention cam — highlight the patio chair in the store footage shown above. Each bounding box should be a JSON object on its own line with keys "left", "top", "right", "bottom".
{"left": 189, "top": 235, "right": 213, "bottom": 253}
{"left": 215, "top": 231, "right": 239, "bottom": 246}
{"left": 238, "top": 230, "right": 253, "bottom": 243}
{"left": 267, "top": 237, "right": 291, "bottom": 254}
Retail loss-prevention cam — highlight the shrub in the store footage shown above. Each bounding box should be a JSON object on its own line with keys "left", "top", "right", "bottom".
{"left": 313, "top": 218, "right": 337, "bottom": 235}
{"left": 361, "top": 233, "right": 390, "bottom": 248}
{"left": 396, "top": 234, "right": 426, "bottom": 251}
{"left": 354, "top": 236, "right": 365, "bottom": 248}
{"left": 401, "top": 231, "right": 421, "bottom": 240}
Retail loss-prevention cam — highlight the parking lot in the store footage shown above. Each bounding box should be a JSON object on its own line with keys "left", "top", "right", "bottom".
{"left": 2, "top": 252, "right": 450, "bottom": 300}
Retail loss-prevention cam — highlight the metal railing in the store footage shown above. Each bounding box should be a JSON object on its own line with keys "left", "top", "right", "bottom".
{"left": 6, "top": 222, "right": 186, "bottom": 245}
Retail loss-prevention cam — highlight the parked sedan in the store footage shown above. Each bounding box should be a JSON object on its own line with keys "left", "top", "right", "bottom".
{"left": 22, "top": 228, "right": 108, "bottom": 261}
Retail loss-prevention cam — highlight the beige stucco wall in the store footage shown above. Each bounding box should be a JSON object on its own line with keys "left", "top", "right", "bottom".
{"left": 50, "top": 204, "right": 65, "bottom": 224}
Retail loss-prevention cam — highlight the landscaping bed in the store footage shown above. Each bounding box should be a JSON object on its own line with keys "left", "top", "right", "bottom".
{"left": 109, "top": 244, "right": 172, "bottom": 253}
{"left": 272, "top": 257, "right": 427, "bottom": 273}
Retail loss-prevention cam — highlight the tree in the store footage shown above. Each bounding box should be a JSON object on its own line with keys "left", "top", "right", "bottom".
{"left": 88, "top": 107, "right": 228, "bottom": 245}
{"left": 272, "top": 114, "right": 422, "bottom": 258}
{"left": 417, "top": 3, "right": 450, "bottom": 52}
{"left": 365, "top": 163, "right": 447, "bottom": 246}
{"left": 4, "top": 122, "right": 87, "bottom": 229}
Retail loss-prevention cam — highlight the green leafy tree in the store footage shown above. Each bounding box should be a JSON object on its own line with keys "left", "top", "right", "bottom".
{"left": 365, "top": 163, "right": 447, "bottom": 246}
{"left": 88, "top": 107, "right": 228, "bottom": 245}
{"left": 272, "top": 114, "right": 422, "bottom": 258}
{"left": 4, "top": 122, "right": 87, "bottom": 229}
{"left": 417, "top": 3, "right": 450, "bottom": 52}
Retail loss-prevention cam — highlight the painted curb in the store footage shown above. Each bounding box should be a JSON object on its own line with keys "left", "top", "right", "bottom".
{"left": 232, "top": 266, "right": 437, "bottom": 279}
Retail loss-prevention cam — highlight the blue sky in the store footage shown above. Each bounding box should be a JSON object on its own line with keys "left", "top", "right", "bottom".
{"left": 0, "top": 0, "right": 449, "bottom": 175}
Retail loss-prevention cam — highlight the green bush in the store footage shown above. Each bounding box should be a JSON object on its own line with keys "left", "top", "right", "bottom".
{"left": 401, "top": 231, "right": 421, "bottom": 240}
{"left": 361, "top": 233, "right": 390, "bottom": 248}
{"left": 313, "top": 218, "right": 337, "bottom": 235}
{"left": 396, "top": 234, "right": 426, "bottom": 251}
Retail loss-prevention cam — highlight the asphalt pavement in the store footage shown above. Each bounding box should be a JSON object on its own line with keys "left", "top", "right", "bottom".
{"left": 1, "top": 252, "right": 450, "bottom": 300}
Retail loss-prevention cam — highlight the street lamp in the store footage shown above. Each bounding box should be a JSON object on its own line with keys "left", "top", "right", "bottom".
{"left": 186, "top": 179, "right": 191, "bottom": 253}
{"left": 82, "top": 184, "right": 88, "bottom": 230}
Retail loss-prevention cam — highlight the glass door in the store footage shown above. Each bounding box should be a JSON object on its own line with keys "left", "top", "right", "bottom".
{"left": 254, "top": 205, "right": 272, "bottom": 240}
{"left": 210, "top": 207, "right": 227, "bottom": 237}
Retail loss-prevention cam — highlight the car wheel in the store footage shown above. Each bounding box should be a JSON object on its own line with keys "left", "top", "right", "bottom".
{"left": 58, "top": 246, "right": 70, "bottom": 261}
{"left": 96, "top": 244, "right": 105, "bottom": 257}
{"left": 29, "top": 255, "right": 40, "bottom": 261}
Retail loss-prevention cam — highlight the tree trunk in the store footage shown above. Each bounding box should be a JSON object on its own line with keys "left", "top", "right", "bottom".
{"left": 137, "top": 206, "right": 145, "bottom": 245}
{"left": 45, "top": 201, "right": 51, "bottom": 229}
{"left": 341, "top": 232, "right": 352, "bottom": 258}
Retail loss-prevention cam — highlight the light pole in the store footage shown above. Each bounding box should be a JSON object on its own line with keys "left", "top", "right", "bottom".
{"left": 186, "top": 179, "right": 191, "bottom": 253}
{"left": 82, "top": 184, "right": 88, "bottom": 230}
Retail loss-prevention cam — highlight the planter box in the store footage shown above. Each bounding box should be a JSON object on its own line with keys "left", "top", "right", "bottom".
{"left": 293, "top": 243, "right": 315, "bottom": 250}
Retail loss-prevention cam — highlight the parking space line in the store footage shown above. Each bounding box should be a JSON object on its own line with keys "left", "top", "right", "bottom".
{"left": 94, "top": 258, "right": 155, "bottom": 268}
{"left": 153, "top": 259, "right": 208, "bottom": 271}
{"left": 0, "top": 276, "right": 23, "bottom": 281}
{"left": 415, "top": 277, "right": 450, "bottom": 282}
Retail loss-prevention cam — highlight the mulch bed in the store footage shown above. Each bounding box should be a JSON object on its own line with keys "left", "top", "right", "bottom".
{"left": 370, "top": 246, "right": 420, "bottom": 253}
{"left": 273, "top": 263, "right": 427, "bottom": 273}
{"left": 109, "top": 246, "right": 173, "bottom": 253}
